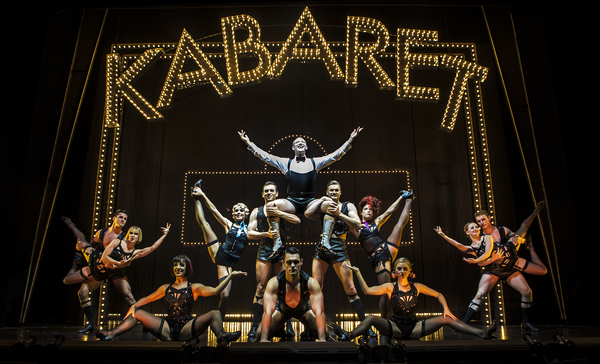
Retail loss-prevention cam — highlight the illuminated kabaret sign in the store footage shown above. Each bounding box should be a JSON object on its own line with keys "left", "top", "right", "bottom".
{"left": 104, "top": 6, "right": 489, "bottom": 132}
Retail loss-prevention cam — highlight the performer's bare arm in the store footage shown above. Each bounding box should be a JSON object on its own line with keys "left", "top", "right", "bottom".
{"left": 247, "top": 208, "right": 279, "bottom": 241}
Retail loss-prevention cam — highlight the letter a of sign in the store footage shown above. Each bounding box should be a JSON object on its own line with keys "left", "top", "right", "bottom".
{"left": 268, "top": 7, "right": 343, "bottom": 80}
{"left": 157, "top": 29, "right": 232, "bottom": 110}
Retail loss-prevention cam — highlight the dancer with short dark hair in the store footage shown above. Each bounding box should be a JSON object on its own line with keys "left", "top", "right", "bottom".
{"left": 99, "top": 255, "right": 244, "bottom": 343}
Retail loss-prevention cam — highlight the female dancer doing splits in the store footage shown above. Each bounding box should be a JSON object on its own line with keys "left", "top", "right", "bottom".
{"left": 62, "top": 218, "right": 170, "bottom": 335}
{"left": 434, "top": 201, "right": 547, "bottom": 329}
{"left": 191, "top": 179, "right": 251, "bottom": 319}
{"left": 350, "top": 190, "right": 414, "bottom": 322}
{"left": 100, "top": 255, "right": 244, "bottom": 344}
{"left": 331, "top": 258, "right": 497, "bottom": 341}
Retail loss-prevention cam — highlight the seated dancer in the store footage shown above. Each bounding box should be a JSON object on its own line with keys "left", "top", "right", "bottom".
{"left": 191, "top": 179, "right": 251, "bottom": 319}
{"left": 255, "top": 247, "right": 327, "bottom": 342}
{"left": 247, "top": 182, "right": 301, "bottom": 340}
{"left": 305, "top": 181, "right": 374, "bottom": 336}
{"left": 62, "top": 217, "right": 170, "bottom": 336}
{"left": 331, "top": 259, "right": 497, "bottom": 342}
{"left": 100, "top": 255, "right": 244, "bottom": 344}
{"left": 436, "top": 202, "right": 546, "bottom": 331}
{"left": 238, "top": 127, "right": 362, "bottom": 222}
{"left": 63, "top": 209, "right": 128, "bottom": 333}
{"left": 350, "top": 190, "right": 414, "bottom": 325}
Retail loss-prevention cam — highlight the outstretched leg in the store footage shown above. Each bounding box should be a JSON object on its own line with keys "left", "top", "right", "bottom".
{"left": 191, "top": 182, "right": 220, "bottom": 263}
{"left": 414, "top": 316, "right": 495, "bottom": 339}
{"left": 386, "top": 192, "right": 414, "bottom": 262}
{"left": 102, "top": 309, "right": 167, "bottom": 340}
{"left": 515, "top": 201, "right": 545, "bottom": 237}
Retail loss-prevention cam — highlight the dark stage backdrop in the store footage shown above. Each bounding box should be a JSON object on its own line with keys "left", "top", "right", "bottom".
{"left": 18, "top": 4, "right": 567, "bottom": 327}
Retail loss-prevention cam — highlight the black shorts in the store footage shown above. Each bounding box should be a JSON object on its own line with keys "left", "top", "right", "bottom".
{"left": 368, "top": 242, "right": 393, "bottom": 267}
{"left": 313, "top": 237, "right": 349, "bottom": 264}
{"left": 215, "top": 245, "right": 241, "bottom": 268}
{"left": 390, "top": 316, "right": 419, "bottom": 339}
{"left": 257, "top": 243, "right": 284, "bottom": 263}
{"left": 286, "top": 196, "right": 315, "bottom": 214}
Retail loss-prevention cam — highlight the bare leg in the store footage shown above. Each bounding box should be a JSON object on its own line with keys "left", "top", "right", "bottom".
{"left": 386, "top": 197, "right": 413, "bottom": 262}
{"left": 515, "top": 201, "right": 545, "bottom": 237}
{"left": 249, "top": 260, "right": 272, "bottom": 337}
{"left": 192, "top": 191, "right": 219, "bottom": 263}
{"left": 506, "top": 273, "right": 537, "bottom": 330}
{"left": 463, "top": 274, "right": 499, "bottom": 323}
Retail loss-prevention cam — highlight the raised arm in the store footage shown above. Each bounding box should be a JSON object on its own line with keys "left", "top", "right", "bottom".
{"left": 344, "top": 263, "right": 393, "bottom": 297}
{"left": 415, "top": 283, "right": 457, "bottom": 321}
{"left": 192, "top": 271, "right": 247, "bottom": 298}
{"left": 434, "top": 226, "right": 472, "bottom": 253}
{"left": 260, "top": 277, "right": 279, "bottom": 342}
{"left": 373, "top": 194, "right": 405, "bottom": 228}
{"left": 307, "top": 277, "right": 327, "bottom": 342}
{"left": 238, "top": 130, "right": 288, "bottom": 172}
{"left": 193, "top": 188, "right": 232, "bottom": 231}
{"left": 129, "top": 224, "right": 171, "bottom": 261}
{"left": 313, "top": 127, "right": 363, "bottom": 171}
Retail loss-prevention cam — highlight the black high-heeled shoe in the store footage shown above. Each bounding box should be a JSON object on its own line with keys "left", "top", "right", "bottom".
{"left": 483, "top": 321, "right": 497, "bottom": 340}
{"left": 330, "top": 323, "right": 350, "bottom": 341}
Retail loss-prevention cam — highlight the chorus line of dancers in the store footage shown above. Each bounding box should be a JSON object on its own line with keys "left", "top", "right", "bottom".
{"left": 60, "top": 127, "right": 547, "bottom": 345}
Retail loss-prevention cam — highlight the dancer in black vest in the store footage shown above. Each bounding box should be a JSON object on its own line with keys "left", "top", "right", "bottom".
{"left": 191, "top": 179, "right": 252, "bottom": 319}
{"left": 255, "top": 247, "right": 327, "bottom": 342}
{"left": 247, "top": 182, "right": 301, "bottom": 340}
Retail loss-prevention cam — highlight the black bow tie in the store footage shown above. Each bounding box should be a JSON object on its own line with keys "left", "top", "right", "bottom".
{"left": 295, "top": 156, "right": 306, "bottom": 162}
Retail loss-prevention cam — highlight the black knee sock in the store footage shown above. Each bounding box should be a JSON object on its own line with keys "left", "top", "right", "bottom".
{"left": 462, "top": 301, "right": 480, "bottom": 323}
{"left": 82, "top": 304, "right": 96, "bottom": 327}
{"left": 522, "top": 303, "right": 533, "bottom": 324}
{"left": 252, "top": 302, "right": 263, "bottom": 328}
{"left": 350, "top": 298, "right": 366, "bottom": 321}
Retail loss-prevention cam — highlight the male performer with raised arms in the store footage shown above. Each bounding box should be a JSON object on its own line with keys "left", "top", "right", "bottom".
{"left": 305, "top": 180, "right": 372, "bottom": 332}
{"left": 238, "top": 127, "right": 362, "bottom": 219}
{"left": 247, "top": 182, "right": 301, "bottom": 340}
{"left": 256, "top": 247, "right": 327, "bottom": 342}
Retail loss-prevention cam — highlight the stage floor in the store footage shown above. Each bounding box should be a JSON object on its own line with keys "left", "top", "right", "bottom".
{"left": 1, "top": 322, "right": 599, "bottom": 363}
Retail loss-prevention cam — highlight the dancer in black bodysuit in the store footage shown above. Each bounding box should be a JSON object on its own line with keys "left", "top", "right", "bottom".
{"left": 99, "top": 255, "right": 244, "bottom": 344}
{"left": 349, "top": 190, "right": 413, "bottom": 325}
{"left": 331, "top": 258, "right": 497, "bottom": 341}
{"left": 62, "top": 218, "right": 170, "bottom": 336}
{"left": 255, "top": 247, "right": 327, "bottom": 342}
{"left": 191, "top": 180, "right": 252, "bottom": 318}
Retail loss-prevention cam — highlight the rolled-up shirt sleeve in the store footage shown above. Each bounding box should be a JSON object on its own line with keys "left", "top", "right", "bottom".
{"left": 313, "top": 140, "right": 352, "bottom": 171}
{"left": 246, "top": 142, "right": 289, "bottom": 173}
